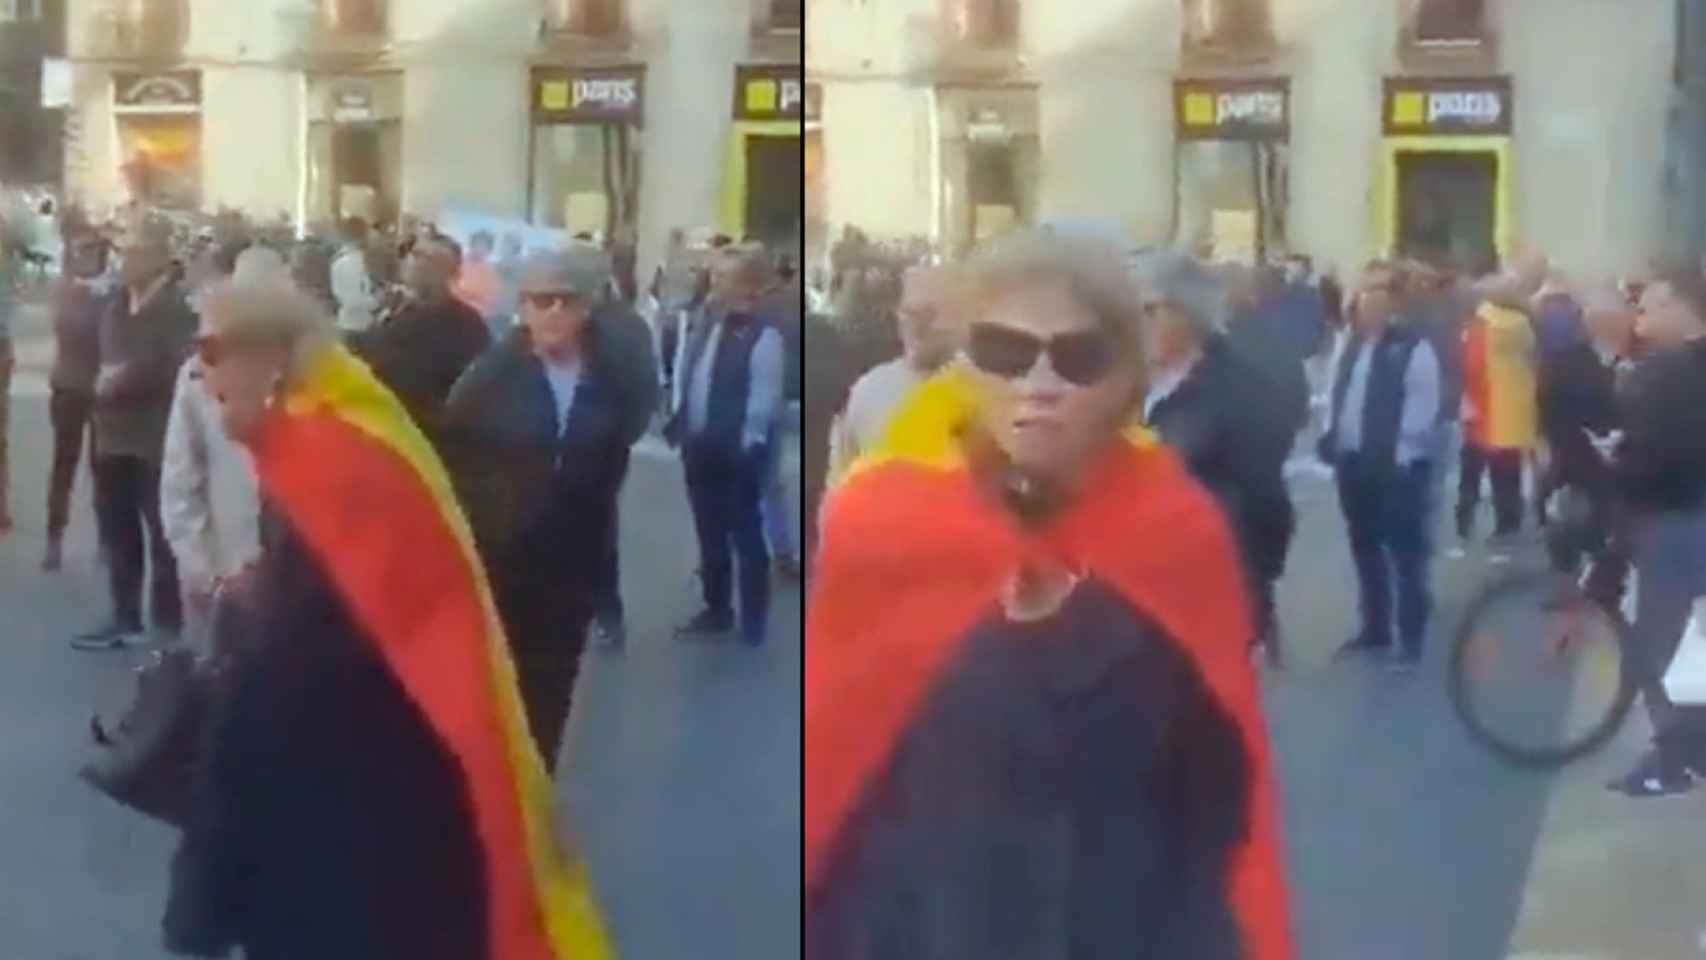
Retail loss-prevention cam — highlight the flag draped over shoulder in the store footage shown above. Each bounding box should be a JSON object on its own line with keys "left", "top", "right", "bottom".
{"left": 806, "top": 367, "right": 1295, "bottom": 960}
{"left": 249, "top": 343, "right": 613, "bottom": 960}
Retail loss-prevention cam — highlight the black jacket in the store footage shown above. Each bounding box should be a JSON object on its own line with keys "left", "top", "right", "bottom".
{"left": 1148, "top": 339, "right": 1295, "bottom": 578}
{"left": 589, "top": 302, "right": 660, "bottom": 448}
{"left": 1617, "top": 338, "right": 1706, "bottom": 513}
{"left": 808, "top": 578, "right": 1248, "bottom": 958}
{"left": 1539, "top": 339, "right": 1621, "bottom": 496}
{"left": 441, "top": 328, "right": 629, "bottom": 592}
{"left": 93, "top": 278, "right": 197, "bottom": 461}
{"left": 351, "top": 295, "right": 490, "bottom": 441}
{"left": 163, "top": 509, "right": 487, "bottom": 960}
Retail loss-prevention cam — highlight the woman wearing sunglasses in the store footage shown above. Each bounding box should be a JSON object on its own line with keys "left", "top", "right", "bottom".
{"left": 806, "top": 230, "right": 1294, "bottom": 958}
{"left": 165, "top": 275, "right": 613, "bottom": 960}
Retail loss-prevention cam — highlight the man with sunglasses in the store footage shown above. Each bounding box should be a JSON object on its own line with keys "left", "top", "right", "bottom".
{"left": 666, "top": 246, "right": 785, "bottom": 646}
{"left": 1319, "top": 260, "right": 1443, "bottom": 673}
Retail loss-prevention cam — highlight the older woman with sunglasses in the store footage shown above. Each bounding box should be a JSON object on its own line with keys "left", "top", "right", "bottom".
{"left": 165, "top": 275, "right": 614, "bottom": 959}
{"left": 806, "top": 230, "right": 1294, "bottom": 959}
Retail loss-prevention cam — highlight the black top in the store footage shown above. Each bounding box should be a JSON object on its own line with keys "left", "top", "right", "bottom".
{"left": 1618, "top": 337, "right": 1706, "bottom": 513}
{"left": 164, "top": 511, "right": 487, "bottom": 960}
{"left": 351, "top": 295, "right": 490, "bottom": 441}
{"left": 807, "top": 578, "right": 1250, "bottom": 959}
{"left": 1539, "top": 339, "right": 1621, "bottom": 496}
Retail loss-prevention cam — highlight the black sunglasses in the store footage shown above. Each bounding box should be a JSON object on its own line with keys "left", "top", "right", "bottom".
{"left": 967, "top": 323, "right": 1115, "bottom": 387}
{"left": 523, "top": 291, "right": 580, "bottom": 311}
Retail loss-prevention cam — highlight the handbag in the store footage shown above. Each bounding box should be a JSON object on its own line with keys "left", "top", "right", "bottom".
{"left": 1662, "top": 598, "right": 1706, "bottom": 706}
{"left": 79, "top": 647, "right": 212, "bottom": 828}
{"left": 79, "top": 581, "right": 250, "bottom": 827}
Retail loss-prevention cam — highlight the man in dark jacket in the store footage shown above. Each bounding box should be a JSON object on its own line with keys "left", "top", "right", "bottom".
{"left": 352, "top": 236, "right": 489, "bottom": 442}
{"left": 1319, "top": 260, "right": 1442, "bottom": 672}
{"left": 666, "top": 246, "right": 786, "bottom": 646}
{"left": 1602, "top": 270, "right": 1706, "bottom": 796}
{"left": 442, "top": 248, "right": 632, "bottom": 770}
{"left": 72, "top": 219, "right": 197, "bottom": 649}
{"left": 1139, "top": 253, "right": 1296, "bottom": 667}
{"left": 1538, "top": 286, "right": 1632, "bottom": 594}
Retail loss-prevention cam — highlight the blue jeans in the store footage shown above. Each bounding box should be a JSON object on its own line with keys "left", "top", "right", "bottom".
{"left": 1335, "top": 455, "right": 1435, "bottom": 655}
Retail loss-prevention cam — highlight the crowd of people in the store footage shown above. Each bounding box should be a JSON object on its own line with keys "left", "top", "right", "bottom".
{"left": 803, "top": 221, "right": 1706, "bottom": 952}
{"left": 0, "top": 200, "right": 802, "bottom": 957}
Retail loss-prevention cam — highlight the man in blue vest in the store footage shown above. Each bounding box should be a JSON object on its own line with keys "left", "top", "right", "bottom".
{"left": 666, "top": 246, "right": 786, "bottom": 646}
{"left": 1318, "top": 260, "right": 1443, "bottom": 673}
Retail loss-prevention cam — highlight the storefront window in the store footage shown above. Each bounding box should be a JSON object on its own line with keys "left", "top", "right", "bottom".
{"left": 1183, "top": 0, "right": 1275, "bottom": 51}
{"left": 945, "top": 0, "right": 1019, "bottom": 49}
{"left": 1175, "top": 139, "right": 1287, "bottom": 263}
{"left": 550, "top": 0, "right": 626, "bottom": 36}
{"left": 306, "top": 121, "right": 402, "bottom": 228}
{"left": 117, "top": 114, "right": 201, "bottom": 211}
{"left": 530, "top": 123, "right": 640, "bottom": 241}
{"left": 1415, "top": 0, "right": 1484, "bottom": 43}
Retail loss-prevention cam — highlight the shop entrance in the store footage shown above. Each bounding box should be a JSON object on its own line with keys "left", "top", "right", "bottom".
{"left": 744, "top": 134, "right": 802, "bottom": 248}
{"left": 1396, "top": 150, "right": 1497, "bottom": 270}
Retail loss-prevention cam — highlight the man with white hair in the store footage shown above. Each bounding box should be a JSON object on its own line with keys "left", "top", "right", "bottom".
{"left": 827, "top": 264, "right": 963, "bottom": 483}
{"left": 1139, "top": 252, "right": 1298, "bottom": 667}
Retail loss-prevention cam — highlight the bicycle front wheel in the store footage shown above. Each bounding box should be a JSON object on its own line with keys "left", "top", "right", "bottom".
{"left": 1449, "top": 569, "right": 1638, "bottom": 769}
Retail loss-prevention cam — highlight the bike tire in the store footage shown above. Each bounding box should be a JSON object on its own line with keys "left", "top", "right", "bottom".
{"left": 1448, "top": 568, "right": 1639, "bottom": 770}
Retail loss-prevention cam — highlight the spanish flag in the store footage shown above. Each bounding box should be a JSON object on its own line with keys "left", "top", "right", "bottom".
{"left": 249, "top": 342, "right": 613, "bottom": 960}
{"left": 806, "top": 368, "right": 1294, "bottom": 958}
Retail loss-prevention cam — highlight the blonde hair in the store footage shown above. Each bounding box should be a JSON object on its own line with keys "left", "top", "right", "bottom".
{"left": 198, "top": 275, "right": 337, "bottom": 378}
{"left": 963, "top": 228, "right": 1146, "bottom": 351}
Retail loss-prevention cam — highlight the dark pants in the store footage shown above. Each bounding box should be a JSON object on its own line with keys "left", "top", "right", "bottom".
{"left": 592, "top": 452, "right": 632, "bottom": 626}
{"left": 499, "top": 576, "right": 592, "bottom": 773}
{"left": 1243, "top": 490, "right": 1296, "bottom": 640}
{"left": 47, "top": 387, "right": 95, "bottom": 538}
{"left": 92, "top": 454, "right": 182, "bottom": 632}
{"left": 683, "top": 441, "right": 770, "bottom": 629}
{"left": 1336, "top": 455, "right": 1434, "bottom": 655}
{"left": 1457, "top": 443, "right": 1524, "bottom": 538}
{"left": 1625, "top": 508, "right": 1706, "bottom": 767}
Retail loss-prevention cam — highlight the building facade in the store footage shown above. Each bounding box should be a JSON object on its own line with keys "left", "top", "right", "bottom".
{"left": 807, "top": 0, "right": 1675, "bottom": 280}
{"left": 62, "top": 0, "right": 802, "bottom": 275}
{"left": 1, "top": 0, "right": 67, "bottom": 188}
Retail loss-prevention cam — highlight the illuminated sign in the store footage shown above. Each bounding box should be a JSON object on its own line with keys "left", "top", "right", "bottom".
{"left": 1384, "top": 76, "right": 1512, "bottom": 135}
{"left": 533, "top": 67, "right": 645, "bottom": 125}
{"left": 1175, "top": 79, "right": 1289, "bottom": 140}
{"left": 734, "top": 65, "right": 805, "bottom": 121}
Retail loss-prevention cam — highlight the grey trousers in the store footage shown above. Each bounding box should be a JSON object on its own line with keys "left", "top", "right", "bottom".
{"left": 1629, "top": 507, "right": 1706, "bottom": 753}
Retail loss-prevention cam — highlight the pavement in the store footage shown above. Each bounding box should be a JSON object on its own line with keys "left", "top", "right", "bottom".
{"left": 0, "top": 305, "right": 801, "bottom": 959}
{"left": 2, "top": 295, "right": 1703, "bottom": 959}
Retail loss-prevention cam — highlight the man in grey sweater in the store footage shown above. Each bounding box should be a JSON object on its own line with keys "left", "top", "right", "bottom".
{"left": 72, "top": 220, "right": 198, "bottom": 650}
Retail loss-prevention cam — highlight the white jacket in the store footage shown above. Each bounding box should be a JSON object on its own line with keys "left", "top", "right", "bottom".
{"left": 330, "top": 245, "right": 377, "bottom": 333}
{"left": 161, "top": 358, "right": 263, "bottom": 590}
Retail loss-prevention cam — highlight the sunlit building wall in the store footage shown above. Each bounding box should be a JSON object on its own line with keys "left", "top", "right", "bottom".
{"left": 808, "top": 0, "right": 1673, "bottom": 280}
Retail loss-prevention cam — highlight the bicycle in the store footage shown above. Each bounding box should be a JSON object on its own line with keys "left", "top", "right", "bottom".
{"left": 1449, "top": 484, "right": 1640, "bottom": 769}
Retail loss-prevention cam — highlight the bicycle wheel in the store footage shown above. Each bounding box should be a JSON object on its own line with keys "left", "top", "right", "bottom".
{"left": 1449, "top": 568, "right": 1638, "bottom": 769}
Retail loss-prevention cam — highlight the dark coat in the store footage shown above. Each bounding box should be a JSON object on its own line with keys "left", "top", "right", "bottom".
{"left": 1148, "top": 339, "right": 1296, "bottom": 584}
{"left": 351, "top": 295, "right": 490, "bottom": 440}
{"left": 1539, "top": 339, "right": 1620, "bottom": 496}
{"left": 589, "top": 301, "right": 660, "bottom": 448}
{"left": 1617, "top": 338, "right": 1706, "bottom": 514}
{"left": 808, "top": 578, "right": 1249, "bottom": 958}
{"left": 93, "top": 278, "right": 197, "bottom": 461}
{"left": 163, "top": 508, "right": 488, "bottom": 960}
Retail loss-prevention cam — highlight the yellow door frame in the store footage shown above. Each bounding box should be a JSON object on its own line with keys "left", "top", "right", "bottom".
{"left": 1377, "top": 135, "right": 1512, "bottom": 263}
{"left": 721, "top": 120, "right": 803, "bottom": 239}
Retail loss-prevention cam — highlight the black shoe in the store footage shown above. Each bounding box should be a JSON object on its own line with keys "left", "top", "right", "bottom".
{"left": 677, "top": 608, "right": 734, "bottom": 640}
{"left": 70, "top": 621, "right": 145, "bottom": 652}
{"left": 741, "top": 618, "right": 768, "bottom": 647}
{"left": 1335, "top": 634, "right": 1391, "bottom": 660}
{"left": 1386, "top": 648, "right": 1423, "bottom": 675}
{"left": 40, "top": 538, "right": 62, "bottom": 573}
{"left": 774, "top": 555, "right": 803, "bottom": 580}
{"left": 592, "top": 617, "right": 626, "bottom": 651}
{"left": 1607, "top": 750, "right": 1696, "bottom": 798}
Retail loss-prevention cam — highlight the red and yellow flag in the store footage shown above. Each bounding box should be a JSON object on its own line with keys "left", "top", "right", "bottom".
{"left": 250, "top": 343, "right": 613, "bottom": 960}
{"left": 807, "top": 368, "right": 1295, "bottom": 960}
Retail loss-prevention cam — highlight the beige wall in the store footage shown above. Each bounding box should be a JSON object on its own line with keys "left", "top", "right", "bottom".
{"left": 400, "top": 60, "right": 530, "bottom": 219}
{"left": 809, "top": 0, "right": 1674, "bottom": 276}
